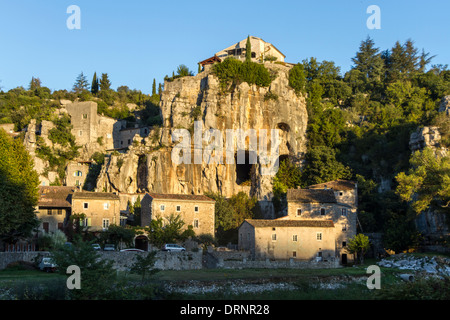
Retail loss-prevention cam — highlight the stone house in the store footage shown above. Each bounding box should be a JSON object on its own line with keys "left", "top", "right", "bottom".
{"left": 214, "top": 36, "right": 286, "bottom": 63}
{"left": 141, "top": 193, "right": 215, "bottom": 236}
{"left": 239, "top": 219, "right": 335, "bottom": 260}
{"left": 64, "top": 101, "right": 123, "bottom": 151}
{"left": 64, "top": 160, "right": 92, "bottom": 187}
{"left": 71, "top": 191, "right": 121, "bottom": 232}
{"left": 36, "top": 186, "right": 76, "bottom": 234}
{"left": 199, "top": 36, "right": 286, "bottom": 70}
{"left": 118, "top": 126, "right": 150, "bottom": 149}
{"left": 239, "top": 180, "right": 358, "bottom": 264}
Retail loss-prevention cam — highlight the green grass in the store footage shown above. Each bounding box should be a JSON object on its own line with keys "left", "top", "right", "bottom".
{"left": 0, "top": 261, "right": 406, "bottom": 300}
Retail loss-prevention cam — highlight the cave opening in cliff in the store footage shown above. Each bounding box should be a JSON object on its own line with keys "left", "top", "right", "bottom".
{"left": 137, "top": 155, "right": 148, "bottom": 192}
{"left": 235, "top": 150, "right": 256, "bottom": 186}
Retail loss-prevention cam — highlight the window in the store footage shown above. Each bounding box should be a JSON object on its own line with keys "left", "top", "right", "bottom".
{"left": 339, "top": 192, "right": 343, "bottom": 196}
{"left": 272, "top": 234, "right": 277, "bottom": 241}
{"left": 193, "top": 219, "right": 199, "bottom": 228}
{"left": 292, "top": 235, "right": 298, "bottom": 242}
{"left": 83, "top": 202, "right": 89, "bottom": 209}
{"left": 251, "top": 52, "right": 256, "bottom": 58}
{"left": 293, "top": 251, "right": 297, "bottom": 258}
{"left": 74, "top": 170, "right": 82, "bottom": 177}
{"left": 43, "top": 222, "right": 49, "bottom": 233}
{"left": 58, "top": 223, "right": 63, "bottom": 231}
{"left": 342, "top": 224, "right": 347, "bottom": 232}
{"left": 160, "top": 204, "right": 165, "bottom": 211}
{"left": 342, "top": 241, "right": 347, "bottom": 247}
{"left": 82, "top": 114, "right": 88, "bottom": 119}
{"left": 296, "top": 208, "right": 302, "bottom": 216}
{"left": 79, "top": 130, "right": 83, "bottom": 136}
{"left": 102, "top": 219, "right": 110, "bottom": 230}
{"left": 342, "top": 208, "right": 347, "bottom": 216}
{"left": 320, "top": 208, "right": 326, "bottom": 216}
{"left": 176, "top": 205, "right": 181, "bottom": 212}
{"left": 57, "top": 209, "right": 63, "bottom": 215}
{"left": 47, "top": 209, "right": 52, "bottom": 215}
{"left": 104, "top": 202, "right": 110, "bottom": 210}
{"left": 316, "top": 233, "right": 322, "bottom": 241}
{"left": 194, "top": 206, "right": 199, "bottom": 213}
{"left": 127, "top": 139, "right": 131, "bottom": 145}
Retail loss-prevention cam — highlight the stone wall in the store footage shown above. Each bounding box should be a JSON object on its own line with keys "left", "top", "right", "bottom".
{"left": 0, "top": 251, "right": 203, "bottom": 271}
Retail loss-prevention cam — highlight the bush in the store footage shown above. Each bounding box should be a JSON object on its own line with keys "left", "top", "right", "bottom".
{"left": 289, "top": 63, "right": 306, "bottom": 95}
{"left": 212, "top": 58, "right": 272, "bottom": 91}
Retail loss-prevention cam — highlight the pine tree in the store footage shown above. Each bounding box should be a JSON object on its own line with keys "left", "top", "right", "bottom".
{"left": 91, "top": 72, "right": 99, "bottom": 94}
{"left": 152, "top": 78, "right": 156, "bottom": 96}
{"left": 99, "top": 73, "right": 111, "bottom": 91}
{"left": 245, "top": 36, "right": 252, "bottom": 62}
{"left": 72, "top": 72, "right": 90, "bottom": 93}
{"left": 351, "top": 36, "right": 384, "bottom": 82}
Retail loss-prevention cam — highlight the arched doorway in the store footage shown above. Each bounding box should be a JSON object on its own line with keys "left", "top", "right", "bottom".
{"left": 135, "top": 235, "right": 149, "bottom": 251}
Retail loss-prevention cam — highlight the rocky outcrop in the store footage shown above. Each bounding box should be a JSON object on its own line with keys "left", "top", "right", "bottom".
{"left": 95, "top": 63, "right": 308, "bottom": 217}
{"left": 439, "top": 95, "right": 450, "bottom": 116}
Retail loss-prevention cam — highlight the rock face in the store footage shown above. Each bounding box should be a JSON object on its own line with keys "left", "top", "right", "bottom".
{"left": 96, "top": 63, "right": 308, "bottom": 217}
{"left": 439, "top": 95, "right": 450, "bottom": 116}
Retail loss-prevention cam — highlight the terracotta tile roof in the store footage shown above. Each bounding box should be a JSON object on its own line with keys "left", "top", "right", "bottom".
{"left": 286, "top": 189, "right": 337, "bottom": 203}
{"left": 38, "top": 186, "right": 76, "bottom": 208}
{"left": 244, "top": 219, "right": 334, "bottom": 228}
{"left": 307, "top": 179, "right": 357, "bottom": 191}
{"left": 146, "top": 193, "right": 215, "bottom": 202}
{"left": 72, "top": 191, "right": 120, "bottom": 200}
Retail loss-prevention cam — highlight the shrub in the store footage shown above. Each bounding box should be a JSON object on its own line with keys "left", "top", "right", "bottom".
{"left": 212, "top": 58, "right": 272, "bottom": 91}
{"left": 289, "top": 63, "right": 307, "bottom": 95}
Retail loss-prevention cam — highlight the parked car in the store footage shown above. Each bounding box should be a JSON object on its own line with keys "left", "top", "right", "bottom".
{"left": 103, "top": 244, "right": 115, "bottom": 251}
{"left": 162, "top": 244, "right": 186, "bottom": 252}
{"left": 119, "top": 248, "right": 145, "bottom": 252}
{"left": 39, "top": 257, "right": 57, "bottom": 273}
{"left": 92, "top": 244, "right": 101, "bottom": 251}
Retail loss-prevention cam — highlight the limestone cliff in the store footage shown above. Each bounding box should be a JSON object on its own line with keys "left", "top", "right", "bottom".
{"left": 95, "top": 63, "right": 308, "bottom": 217}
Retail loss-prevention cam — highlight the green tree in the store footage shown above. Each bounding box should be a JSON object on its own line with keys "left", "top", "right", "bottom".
{"left": 346, "top": 233, "right": 370, "bottom": 264}
{"left": 288, "top": 63, "right": 306, "bottom": 95}
{"left": 129, "top": 251, "right": 159, "bottom": 282}
{"left": 99, "top": 73, "right": 112, "bottom": 91}
{"left": 99, "top": 225, "right": 136, "bottom": 249}
{"left": 176, "top": 65, "right": 194, "bottom": 77}
{"left": 396, "top": 148, "right": 450, "bottom": 215}
{"left": 301, "top": 146, "right": 352, "bottom": 186}
{"left": 29, "top": 77, "right": 42, "bottom": 91}
{"left": 146, "top": 214, "right": 193, "bottom": 247}
{"left": 72, "top": 72, "right": 90, "bottom": 93}
{"left": 351, "top": 36, "right": 385, "bottom": 83}
{"left": 0, "top": 129, "right": 40, "bottom": 245}
{"left": 50, "top": 237, "right": 118, "bottom": 299}
{"left": 91, "top": 72, "right": 99, "bottom": 95}
{"left": 245, "top": 36, "right": 252, "bottom": 62}
{"left": 206, "top": 192, "right": 257, "bottom": 244}
{"left": 152, "top": 78, "right": 156, "bottom": 96}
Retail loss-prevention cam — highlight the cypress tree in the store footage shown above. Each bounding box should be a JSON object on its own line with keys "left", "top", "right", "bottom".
{"left": 91, "top": 72, "right": 99, "bottom": 94}
{"left": 158, "top": 83, "right": 162, "bottom": 95}
{"left": 152, "top": 78, "right": 156, "bottom": 96}
{"left": 245, "top": 36, "right": 252, "bottom": 62}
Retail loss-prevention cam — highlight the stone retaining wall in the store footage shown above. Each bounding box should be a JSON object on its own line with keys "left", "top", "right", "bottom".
{"left": 0, "top": 250, "right": 340, "bottom": 271}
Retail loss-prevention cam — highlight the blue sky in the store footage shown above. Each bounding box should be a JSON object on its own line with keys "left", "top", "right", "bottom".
{"left": 0, "top": 0, "right": 449, "bottom": 93}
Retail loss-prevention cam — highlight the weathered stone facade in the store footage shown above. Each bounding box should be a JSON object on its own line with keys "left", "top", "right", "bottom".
{"left": 141, "top": 193, "right": 215, "bottom": 236}
{"left": 239, "top": 220, "right": 336, "bottom": 261}
{"left": 71, "top": 191, "right": 121, "bottom": 232}
{"left": 36, "top": 186, "right": 75, "bottom": 234}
